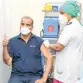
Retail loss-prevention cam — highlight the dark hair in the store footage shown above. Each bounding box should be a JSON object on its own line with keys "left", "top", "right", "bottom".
{"left": 21, "top": 16, "right": 34, "bottom": 25}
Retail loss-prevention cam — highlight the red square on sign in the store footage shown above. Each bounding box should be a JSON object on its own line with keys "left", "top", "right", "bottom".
{"left": 48, "top": 26, "right": 54, "bottom": 32}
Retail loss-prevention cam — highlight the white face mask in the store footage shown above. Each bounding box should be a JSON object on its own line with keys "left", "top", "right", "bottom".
{"left": 59, "top": 14, "right": 68, "bottom": 24}
{"left": 20, "top": 27, "right": 30, "bottom": 35}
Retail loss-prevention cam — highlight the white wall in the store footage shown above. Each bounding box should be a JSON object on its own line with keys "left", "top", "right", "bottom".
{"left": 0, "top": 0, "right": 83, "bottom": 83}
{"left": 9, "top": 0, "right": 66, "bottom": 37}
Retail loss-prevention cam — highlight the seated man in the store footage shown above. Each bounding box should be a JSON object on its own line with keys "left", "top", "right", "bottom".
{"left": 3, "top": 16, "right": 53, "bottom": 83}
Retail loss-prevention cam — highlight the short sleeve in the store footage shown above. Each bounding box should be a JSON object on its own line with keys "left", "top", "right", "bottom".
{"left": 58, "top": 26, "right": 73, "bottom": 46}
{"left": 36, "top": 37, "right": 44, "bottom": 48}
{"left": 8, "top": 39, "right": 14, "bottom": 57}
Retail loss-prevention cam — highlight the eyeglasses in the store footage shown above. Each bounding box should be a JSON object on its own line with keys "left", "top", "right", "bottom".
{"left": 21, "top": 23, "right": 32, "bottom": 26}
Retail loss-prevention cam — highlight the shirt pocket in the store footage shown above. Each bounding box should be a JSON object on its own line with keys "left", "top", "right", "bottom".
{"left": 28, "top": 46, "right": 41, "bottom": 58}
{"left": 56, "top": 58, "right": 65, "bottom": 74}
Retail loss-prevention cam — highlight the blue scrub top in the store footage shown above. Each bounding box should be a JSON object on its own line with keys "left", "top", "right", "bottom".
{"left": 8, "top": 33, "right": 44, "bottom": 76}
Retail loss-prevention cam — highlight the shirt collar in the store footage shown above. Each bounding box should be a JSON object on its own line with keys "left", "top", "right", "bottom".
{"left": 67, "top": 18, "right": 76, "bottom": 25}
{"left": 17, "top": 33, "right": 35, "bottom": 39}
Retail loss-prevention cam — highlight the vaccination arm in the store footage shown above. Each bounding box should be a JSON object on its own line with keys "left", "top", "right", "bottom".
{"left": 35, "top": 43, "right": 53, "bottom": 83}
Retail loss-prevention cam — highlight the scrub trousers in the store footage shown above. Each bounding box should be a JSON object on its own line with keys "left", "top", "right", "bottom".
{"left": 8, "top": 75, "right": 41, "bottom": 83}
{"left": 53, "top": 78, "right": 63, "bottom": 83}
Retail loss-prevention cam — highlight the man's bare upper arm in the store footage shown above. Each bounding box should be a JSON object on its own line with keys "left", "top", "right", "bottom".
{"left": 40, "top": 43, "right": 53, "bottom": 58}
